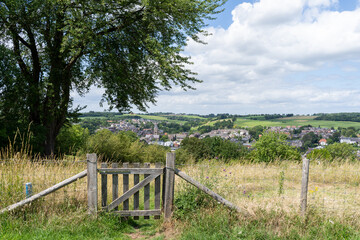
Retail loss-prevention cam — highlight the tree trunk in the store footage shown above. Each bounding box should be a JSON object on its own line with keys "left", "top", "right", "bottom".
{"left": 44, "top": 121, "right": 57, "bottom": 156}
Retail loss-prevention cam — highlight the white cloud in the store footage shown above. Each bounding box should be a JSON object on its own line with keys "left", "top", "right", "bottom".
{"left": 161, "top": 0, "right": 360, "bottom": 114}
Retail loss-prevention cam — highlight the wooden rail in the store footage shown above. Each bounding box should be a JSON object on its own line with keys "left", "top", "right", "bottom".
{"left": 0, "top": 170, "right": 87, "bottom": 214}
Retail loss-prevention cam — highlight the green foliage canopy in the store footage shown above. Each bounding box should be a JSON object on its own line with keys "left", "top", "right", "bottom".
{"left": 0, "top": 0, "right": 224, "bottom": 155}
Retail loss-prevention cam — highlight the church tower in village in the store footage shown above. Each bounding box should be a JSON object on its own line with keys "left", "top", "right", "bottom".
{"left": 153, "top": 123, "right": 158, "bottom": 135}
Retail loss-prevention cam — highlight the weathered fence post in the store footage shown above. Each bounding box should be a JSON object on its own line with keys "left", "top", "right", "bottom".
{"left": 164, "top": 152, "right": 175, "bottom": 220}
{"left": 300, "top": 157, "right": 310, "bottom": 217}
{"left": 87, "top": 153, "right": 98, "bottom": 216}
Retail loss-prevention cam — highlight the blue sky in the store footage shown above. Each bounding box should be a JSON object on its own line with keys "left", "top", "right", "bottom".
{"left": 73, "top": 0, "right": 360, "bottom": 114}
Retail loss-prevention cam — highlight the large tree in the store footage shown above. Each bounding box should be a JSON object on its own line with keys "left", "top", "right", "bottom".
{"left": 0, "top": 0, "right": 224, "bottom": 155}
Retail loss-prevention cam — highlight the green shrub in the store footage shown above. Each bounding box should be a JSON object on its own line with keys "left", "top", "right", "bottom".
{"left": 251, "top": 131, "right": 301, "bottom": 162}
{"left": 308, "top": 143, "right": 356, "bottom": 162}
{"left": 55, "top": 124, "right": 89, "bottom": 155}
{"left": 87, "top": 129, "right": 143, "bottom": 162}
{"left": 174, "top": 174, "right": 217, "bottom": 220}
{"left": 142, "top": 144, "right": 169, "bottom": 163}
{"left": 179, "top": 136, "right": 248, "bottom": 162}
{"left": 86, "top": 129, "right": 169, "bottom": 163}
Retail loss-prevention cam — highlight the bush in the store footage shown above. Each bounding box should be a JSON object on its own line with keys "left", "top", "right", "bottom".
{"left": 251, "top": 131, "right": 301, "bottom": 162}
{"left": 174, "top": 174, "right": 217, "bottom": 220}
{"left": 55, "top": 124, "right": 89, "bottom": 155}
{"left": 308, "top": 143, "right": 356, "bottom": 162}
{"left": 86, "top": 129, "right": 169, "bottom": 163}
{"left": 142, "top": 144, "right": 169, "bottom": 163}
{"left": 179, "top": 137, "right": 249, "bottom": 162}
{"left": 87, "top": 129, "right": 143, "bottom": 162}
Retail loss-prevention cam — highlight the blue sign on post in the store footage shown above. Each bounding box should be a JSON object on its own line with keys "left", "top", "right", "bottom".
{"left": 25, "top": 182, "right": 32, "bottom": 198}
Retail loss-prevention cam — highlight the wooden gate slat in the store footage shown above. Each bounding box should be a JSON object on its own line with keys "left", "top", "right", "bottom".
{"left": 112, "top": 163, "right": 118, "bottom": 211}
{"left": 107, "top": 171, "right": 161, "bottom": 211}
{"left": 154, "top": 162, "right": 162, "bottom": 219}
{"left": 122, "top": 162, "right": 129, "bottom": 211}
{"left": 101, "top": 163, "right": 108, "bottom": 208}
{"left": 144, "top": 163, "right": 150, "bottom": 219}
{"left": 133, "top": 163, "right": 140, "bottom": 220}
{"left": 99, "top": 168, "right": 163, "bottom": 174}
{"left": 114, "top": 209, "right": 161, "bottom": 217}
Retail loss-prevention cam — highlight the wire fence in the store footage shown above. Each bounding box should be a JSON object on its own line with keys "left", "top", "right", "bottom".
{"left": 0, "top": 159, "right": 88, "bottom": 211}
{"left": 2, "top": 157, "right": 360, "bottom": 219}
{"left": 175, "top": 161, "right": 360, "bottom": 218}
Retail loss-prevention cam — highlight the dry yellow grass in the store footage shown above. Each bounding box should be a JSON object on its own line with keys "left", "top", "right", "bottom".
{"left": 2, "top": 152, "right": 360, "bottom": 227}
{"left": 0, "top": 155, "right": 88, "bottom": 211}
{"left": 175, "top": 160, "right": 360, "bottom": 225}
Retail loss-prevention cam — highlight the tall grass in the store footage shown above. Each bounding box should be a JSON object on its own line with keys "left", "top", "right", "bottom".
{"left": 175, "top": 160, "right": 360, "bottom": 227}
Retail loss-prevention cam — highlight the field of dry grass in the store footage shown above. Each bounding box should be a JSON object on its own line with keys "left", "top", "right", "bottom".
{"left": 2, "top": 152, "right": 360, "bottom": 228}
{"left": 0, "top": 156, "right": 88, "bottom": 211}
{"left": 176, "top": 160, "right": 360, "bottom": 225}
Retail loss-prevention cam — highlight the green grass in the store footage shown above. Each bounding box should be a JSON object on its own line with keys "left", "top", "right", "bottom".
{"left": 177, "top": 206, "right": 360, "bottom": 240}
{"left": 166, "top": 115, "right": 207, "bottom": 120}
{"left": 78, "top": 116, "right": 108, "bottom": 119}
{"left": 234, "top": 117, "right": 360, "bottom": 128}
{"left": 121, "top": 114, "right": 187, "bottom": 124}
{"left": 0, "top": 208, "right": 162, "bottom": 240}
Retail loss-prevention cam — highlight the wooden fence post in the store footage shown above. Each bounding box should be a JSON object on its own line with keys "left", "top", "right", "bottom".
{"left": 87, "top": 153, "right": 98, "bottom": 216}
{"left": 164, "top": 152, "right": 175, "bottom": 220}
{"left": 300, "top": 157, "right": 310, "bottom": 217}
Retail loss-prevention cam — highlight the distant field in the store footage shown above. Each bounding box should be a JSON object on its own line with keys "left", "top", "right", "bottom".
{"left": 79, "top": 114, "right": 360, "bottom": 129}
{"left": 234, "top": 116, "right": 360, "bottom": 128}
{"left": 122, "top": 114, "right": 187, "bottom": 124}
{"left": 122, "top": 114, "right": 169, "bottom": 121}
{"left": 280, "top": 115, "right": 316, "bottom": 120}
{"left": 166, "top": 114, "right": 207, "bottom": 120}
{"left": 79, "top": 116, "right": 107, "bottom": 119}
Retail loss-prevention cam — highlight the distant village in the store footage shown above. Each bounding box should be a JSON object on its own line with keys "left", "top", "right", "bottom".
{"left": 98, "top": 118, "right": 360, "bottom": 151}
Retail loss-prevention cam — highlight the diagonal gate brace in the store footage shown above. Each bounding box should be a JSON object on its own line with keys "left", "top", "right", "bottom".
{"left": 107, "top": 172, "right": 160, "bottom": 211}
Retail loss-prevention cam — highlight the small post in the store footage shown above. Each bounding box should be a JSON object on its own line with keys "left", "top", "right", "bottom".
{"left": 87, "top": 153, "right": 98, "bottom": 216}
{"left": 164, "top": 152, "right": 175, "bottom": 220}
{"left": 25, "top": 182, "right": 32, "bottom": 198}
{"left": 300, "top": 157, "right": 310, "bottom": 217}
{"left": 112, "top": 163, "right": 119, "bottom": 211}
{"left": 101, "top": 163, "right": 108, "bottom": 209}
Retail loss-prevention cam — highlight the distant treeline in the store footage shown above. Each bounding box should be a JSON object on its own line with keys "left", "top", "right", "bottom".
{"left": 80, "top": 112, "right": 296, "bottom": 120}
{"left": 80, "top": 111, "right": 119, "bottom": 118}
{"left": 248, "top": 114, "right": 294, "bottom": 120}
{"left": 314, "top": 113, "right": 360, "bottom": 122}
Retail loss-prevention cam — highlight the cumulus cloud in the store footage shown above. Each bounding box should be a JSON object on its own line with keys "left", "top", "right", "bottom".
{"left": 154, "top": 0, "right": 360, "bottom": 114}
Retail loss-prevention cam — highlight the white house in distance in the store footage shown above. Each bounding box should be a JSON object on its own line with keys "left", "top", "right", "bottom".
{"left": 319, "top": 139, "right": 327, "bottom": 146}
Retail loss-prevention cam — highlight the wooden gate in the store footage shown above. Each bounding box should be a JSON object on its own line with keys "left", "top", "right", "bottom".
{"left": 87, "top": 153, "right": 175, "bottom": 219}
